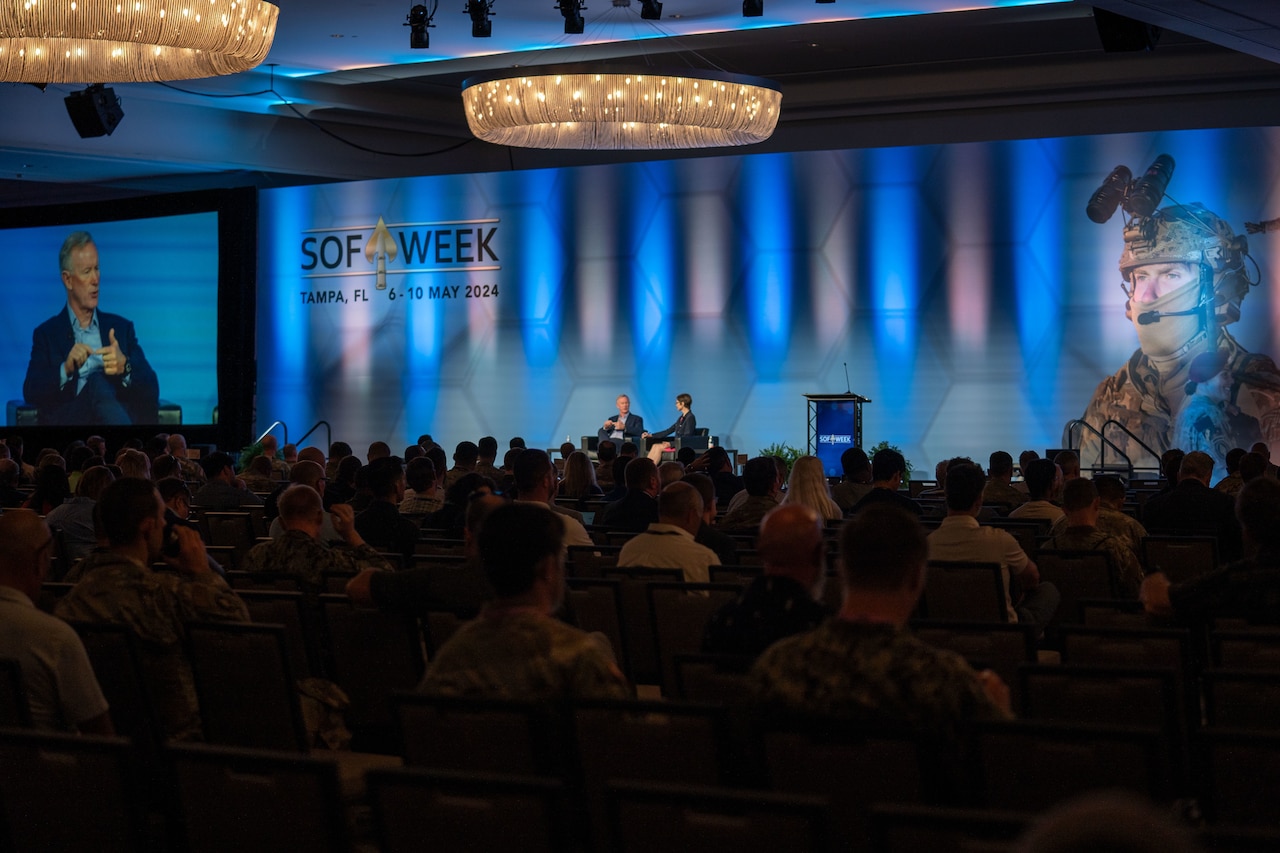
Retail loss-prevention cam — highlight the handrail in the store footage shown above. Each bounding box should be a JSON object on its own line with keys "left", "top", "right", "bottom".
{"left": 295, "top": 420, "right": 332, "bottom": 452}
{"left": 254, "top": 420, "right": 287, "bottom": 446}
{"left": 1063, "top": 418, "right": 1133, "bottom": 478}
{"left": 1100, "top": 419, "right": 1162, "bottom": 471}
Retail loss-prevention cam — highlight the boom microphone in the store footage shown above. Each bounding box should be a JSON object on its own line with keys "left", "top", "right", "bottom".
{"left": 843, "top": 362, "right": 851, "bottom": 394}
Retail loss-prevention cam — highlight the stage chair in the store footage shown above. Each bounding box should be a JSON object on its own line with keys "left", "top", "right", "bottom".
{"left": 869, "top": 803, "right": 1028, "bottom": 853}
{"left": 0, "top": 728, "right": 143, "bottom": 852}
{"left": 367, "top": 767, "right": 569, "bottom": 853}
{"left": 187, "top": 621, "right": 310, "bottom": 752}
{"left": 970, "top": 720, "right": 1170, "bottom": 811}
{"left": 606, "top": 780, "right": 828, "bottom": 853}
{"left": 0, "top": 657, "right": 30, "bottom": 727}
{"left": 166, "top": 742, "right": 349, "bottom": 853}
{"left": 921, "top": 561, "right": 1007, "bottom": 623}
{"left": 648, "top": 581, "right": 742, "bottom": 697}
{"left": 1141, "top": 534, "right": 1219, "bottom": 582}
{"left": 7, "top": 398, "right": 182, "bottom": 426}
{"left": 566, "top": 578, "right": 627, "bottom": 677}
{"left": 391, "top": 693, "right": 565, "bottom": 777}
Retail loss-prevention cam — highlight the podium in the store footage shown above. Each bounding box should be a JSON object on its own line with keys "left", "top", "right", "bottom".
{"left": 805, "top": 393, "right": 870, "bottom": 478}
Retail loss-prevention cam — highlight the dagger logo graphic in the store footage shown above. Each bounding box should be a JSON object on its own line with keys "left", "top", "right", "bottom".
{"left": 363, "top": 216, "right": 398, "bottom": 290}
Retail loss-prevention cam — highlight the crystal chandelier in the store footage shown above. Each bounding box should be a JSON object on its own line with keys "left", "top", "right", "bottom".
{"left": 0, "top": 0, "right": 280, "bottom": 83}
{"left": 461, "top": 65, "right": 782, "bottom": 150}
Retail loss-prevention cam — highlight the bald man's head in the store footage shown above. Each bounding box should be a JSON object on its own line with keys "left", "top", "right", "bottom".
{"left": 758, "top": 504, "right": 826, "bottom": 591}
{"left": 0, "top": 511, "right": 53, "bottom": 598}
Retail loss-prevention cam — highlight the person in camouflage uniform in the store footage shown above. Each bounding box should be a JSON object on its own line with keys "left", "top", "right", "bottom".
{"left": 1075, "top": 200, "right": 1280, "bottom": 470}
{"left": 749, "top": 504, "right": 1011, "bottom": 747}
{"left": 1042, "top": 478, "right": 1143, "bottom": 597}
{"left": 1059, "top": 474, "right": 1148, "bottom": 557}
{"left": 419, "top": 502, "right": 629, "bottom": 701}
{"left": 54, "top": 477, "right": 249, "bottom": 741}
{"left": 242, "top": 484, "right": 393, "bottom": 592}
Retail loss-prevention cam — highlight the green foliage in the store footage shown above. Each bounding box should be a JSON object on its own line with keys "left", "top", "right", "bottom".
{"left": 867, "top": 440, "right": 914, "bottom": 480}
{"left": 758, "top": 442, "right": 804, "bottom": 473}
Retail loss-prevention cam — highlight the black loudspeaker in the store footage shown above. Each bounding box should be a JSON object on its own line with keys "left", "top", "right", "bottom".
{"left": 1093, "top": 8, "right": 1161, "bottom": 53}
{"left": 64, "top": 85, "right": 125, "bottom": 138}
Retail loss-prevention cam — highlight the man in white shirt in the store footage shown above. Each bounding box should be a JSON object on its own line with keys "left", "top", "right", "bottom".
{"left": 618, "top": 481, "right": 720, "bottom": 583}
{"left": 513, "top": 449, "right": 593, "bottom": 550}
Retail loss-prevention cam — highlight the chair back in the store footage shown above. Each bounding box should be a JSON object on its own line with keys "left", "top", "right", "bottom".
{"left": 1141, "top": 535, "right": 1218, "bottom": 582}
{"left": 922, "top": 561, "right": 1007, "bottom": 622}
{"left": 1211, "top": 628, "right": 1280, "bottom": 671}
{"left": 69, "top": 621, "right": 162, "bottom": 746}
{"left": 235, "top": 588, "right": 320, "bottom": 677}
{"left": 648, "top": 582, "right": 742, "bottom": 697}
{"left": 869, "top": 804, "right": 1027, "bottom": 853}
{"left": 911, "top": 620, "right": 1036, "bottom": 712}
{"left": 392, "top": 693, "right": 563, "bottom": 776}
{"left": 1195, "top": 728, "right": 1280, "bottom": 827}
{"left": 199, "top": 512, "right": 257, "bottom": 570}
{"left": 1033, "top": 549, "right": 1119, "bottom": 639}
{"left": 1203, "top": 669, "right": 1280, "bottom": 729}
{"left": 670, "top": 653, "right": 754, "bottom": 704}
{"left": 566, "top": 578, "right": 627, "bottom": 673}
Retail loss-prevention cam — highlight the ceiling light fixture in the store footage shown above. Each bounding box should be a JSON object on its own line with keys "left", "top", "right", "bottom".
{"left": 0, "top": 0, "right": 279, "bottom": 83}
{"left": 742, "top": 0, "right": 762, "bottom": 16}
{"left": 462, "top": 65, "right": 781, "bottom": 151}
{"left": 466, "top": 0, "right": 493, "bottom": 38}
{"left": 406, "top": 1, "right": 435, "bottom": 49}
{"left": 558, "top": 0, "right": 585, "bottom": 35}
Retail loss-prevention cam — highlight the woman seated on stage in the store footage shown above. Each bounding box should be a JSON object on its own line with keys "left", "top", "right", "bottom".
{"left": 643, "top": 393, "right": 698, "bottom": 442}
{"left": 781, "top": 454, "right": 844, "bottom": 522}
{"left": 558, "top": 451, "right": 604, "bottom": 501}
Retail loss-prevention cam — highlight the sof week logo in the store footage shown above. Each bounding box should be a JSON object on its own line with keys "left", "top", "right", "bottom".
{"left": 298, "top": 215, "right": 501, "bottom": 304}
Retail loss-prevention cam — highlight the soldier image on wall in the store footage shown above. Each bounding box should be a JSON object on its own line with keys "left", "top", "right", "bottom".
{"left": 1073, "top": 155, "right": 1280, "bottom": 472}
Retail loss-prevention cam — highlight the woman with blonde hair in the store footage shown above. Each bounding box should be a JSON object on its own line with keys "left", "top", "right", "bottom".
{"left": 559, "top": 450, "right": 603, "bottom": 501}
{"left": 781, "top": 454, "right": 843, "bottom": 521}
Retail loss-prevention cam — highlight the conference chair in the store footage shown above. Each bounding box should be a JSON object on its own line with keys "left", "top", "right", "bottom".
{"left": 670, "top": 653, "right": 755, "bottom": 704}
{"left": 0, "top": 729, "right": 144, "bottom": 853}
{"left": 601, "top": 565, "right": 684, "bottom": 684}
{"left": 69, "top": 621, "right": 163, "bottom": 746}
{"left": 566, "top": 577, "right": 628, "bottom": 676}
{"left": 1033, "top": 549, "right": 1120, "bottom": 643}
{"left": 1211, "top": 628, "right": 1280, "bottom": 671}
{"left": 367, "top": 767, "right": 569, "bottom": 853}
{"left": 1202, "top": 669, "right": 1280, "bottom": 730}
{"left": 921, "top": 561, "right": 1007, "bottom": 623}
{"left": 1195, "top": 728, "right": 1280, "bottom": 828}
{"left": 166, "top": 742, "right": 349, "bottom": 853}
{"left": 391, "top": 693, "right": 566, "bottom": 778}
{"left": 647, "top": 581, "right": 742, "bottom": 697}
{"left": 1141, "top": 534, "right": 1219, "bottom": 582}
{"left": 910, "top": 620, "right": 1037, "bottom": 712}
{"left": 868, "top": 803, "right": 1028, "bottom": 853}
{"left": 235, "top": 588, "right": 321, "bottom": 678}
{"left": 197, "top": 511, "right": 257, "bottom": 570}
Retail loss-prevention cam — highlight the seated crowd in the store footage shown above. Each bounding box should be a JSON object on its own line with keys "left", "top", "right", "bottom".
{"left": 0, "top": 428, "right": 1278, "bottom": 849}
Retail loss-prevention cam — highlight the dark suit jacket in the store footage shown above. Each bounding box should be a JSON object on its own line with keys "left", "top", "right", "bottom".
{"left": 597, "top": 490, "right": 659, "bottom": 532}
{"left": 23, "top": 308, "right": 159, "bottom": 424}
{"left": 649, "top": 412, "right": 697, "bottom": 439}
{"left": 1142, "top": 479, "right": 1243, "bottom": 561}
{"left": 597, "top": 412, "right": 645, "bottom": 445}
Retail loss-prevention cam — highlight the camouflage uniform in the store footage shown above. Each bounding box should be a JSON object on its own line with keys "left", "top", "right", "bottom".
{"left": 982, "top": 479, "right": 1028, "bottom": 510}
{"left": 1051, "top": 507, "right": 1147, "bottom": 558}
{"left": 241, "top": 529, "right": 393, "bottom": 592}
{"left": 1041, "top": 525, "right": 1144, "bottom": 597}
{"left": 749, "top": 619, "right": 1010, "bottom": 746}
{"left": 419, "top": 608, "right": 630, "bottom": 701}
{"left": 54, "top": 552, "right": 249, "bottom": 741}
{"left": 176, "top": 456, "right": 207, "bottom": 484}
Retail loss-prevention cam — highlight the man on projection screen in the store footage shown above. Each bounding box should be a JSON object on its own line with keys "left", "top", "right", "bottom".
{"left": 1076, "top": 202, "right": 1280, "bottom": 472}
{"left": 23, "top": 231, "right": 159, "bottom": 425}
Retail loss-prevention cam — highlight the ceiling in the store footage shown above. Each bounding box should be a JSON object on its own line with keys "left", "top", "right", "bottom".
{"left": 3, "top": 0, "right": 1280, "bottom": 207}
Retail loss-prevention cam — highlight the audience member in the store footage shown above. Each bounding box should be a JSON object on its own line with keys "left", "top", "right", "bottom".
{"left": 418, "top": 503, "right": 629, "bottom": 701}
{"left": 915, "top": 460, "right": 950, "bottom": 499}
{"left": 192, "top": 451, "right": 263, "bottom": 509}
{"left": 1157, "top": 448, "right": 1185, "bottom": 493}
{"left": 44, "top": 465, "right": 114, "bottom": 565}
{"left": 347, "top": 493, "right": 503, "bottom": 619}
{"left": 703, "top": 504, "right": 830, "bottom": 658}
{"left": 365, "top": 441, "right": 391, "bottom": 463}
{"left": 23, "top": 464, "right": 70, "bottom": 515}
{"left": 1250, "top": 440, "right": 1280, "bottom": 479}
{"left": 688, "top": 446, "right": 743, "bottom": 511}
{"left": 1142, "top": 476, "right": 1278, "bottom": 625}
{"left": 55, "top": 477, "right": 249, "bottom": 740}
{"left": 683, "top": 473, "right": 738, "bottom": 566}
{"left": 1041, "top": 478, "right": 1143, "bottom": 596}
{"left": 780, "top": 455, "right": 843, "bottom": 521}
{"left": 0, "top": 459, "right": 26, "bottom": 507}
{"left": 326, "top": 441, "right": 353, "bottom": 481}
{"left": 0, "top": 511, "right": 112, "bottom": 733}
{"left": 850, "top": 448, "right": 922, "bottom": 517}
{"left": 422, "top": 472, "right": 498, "bottom": 537}
{"left": 324, "top": 455, "right": 362, "bottom": 509}
{"left": 400, "top": 456, "right": 442, "bottom": 515}
{"left": 595, "top": 440, "right": 618, "bottom": 491}
{"left": 749, "top": 504, "right": 1011, "bottom": 744}
{"left": 444, "top": 441, "right": 480, "bottom": 491}
{"left": 1239, "top": 449, "right": 1268, "bottom": 484}
{"left": 240, "top": 454, "right": 274, "bottom": 492}
{"left": 1054, "top": 449, "right": 1081, "bottom": 482}
{"left": 618, "top": 481, "right": 720, "bottom": 582}
{"left": 928, "top": 462, "right": 1059, "bottom": 628}
{"left": 656, "top": 460, "right": 685, "bottom": 489}
{"left": 559, "top": 450, "right": 604, "bottom": 502}
{"left": 267, "top": 460, "right": 339, "bottom": 542}
{"left": 597, "top": 457, "right": 661, "bottom": 532}
{"left": 513, "top": 449, "right": 592, "bottom": 548}
{"left": 1007, "top": 458, "right": 1064, "bottom": 523}
{"left": 830, "top": 447, "right": 874, "bottom": 513}
{"left": 244, "top": 484, "right": 393, "bottom": 592}
{"left": 1070, "top": 474, "right": 1147, "bottom": 556}
{"left": 354, "top": 456, "right": 420, "bottom": 563}
{"left": 983, "top": 450, "right": 1028, "bottom": 510}
{"left": 1013, "top": 449, "right": 1039, "bottom": 494}
{"left": 1213, "top": 446, "right": 1248, "bottom": 497}
{"left": 475, "top": 436, "right": 502, "bottom": 479}
{"left": 720, "top": 456, "right": 783, "bottom": 532}
{"left": 1014, "top": 791, "right": 1200, "bottom": 853}
{"left": 1142, "top": 450, "right": 1242, "bottom": 561}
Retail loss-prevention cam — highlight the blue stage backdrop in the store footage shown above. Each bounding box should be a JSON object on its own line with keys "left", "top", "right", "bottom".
{"left": 257, "top": 125, "right": 1280, "bottom": 475}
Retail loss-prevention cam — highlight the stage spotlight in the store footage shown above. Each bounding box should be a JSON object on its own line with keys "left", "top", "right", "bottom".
{"left": 466, "top": 0, "right": 492, "bottom": 37}
{"left": 65, "top": 84, "right": 124, "bottom": 138}
{"left": 743, "top": 0, "right": 762, "bottom": 15}
{"left": 405, "top": 2, "right": 434, "bottom": 49}
{"left": 639, "top": 0, "right": 661, "bottom": 20}
{"left": 559, "top": 0, "right": 584, "bottom": 34}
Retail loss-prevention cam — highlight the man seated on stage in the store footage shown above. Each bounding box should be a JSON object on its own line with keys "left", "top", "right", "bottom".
{"left": 749, "top": 504, "right": 1011, "bottom": 744}
{"left": 597, "top": 394, "right": 645, "bottom": 446}
{"left": 418, "top": 502, "right": 630, "bottom": 701}
{"left": 23, "top": 231, "right": 160, "bottom": 425}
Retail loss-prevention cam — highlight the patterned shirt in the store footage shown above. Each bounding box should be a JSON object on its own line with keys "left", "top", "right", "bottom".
{"left": 419, "top": 607, "right": 630, "bottom": 701}
{"left": 1041, "top": 524, "right": 1144, "bottom": 597}
{"left": 702, "top": 574, "right": 829, "bottom": 658}
{"left": 54, "top": 552, "right": 249, "bottom": 741}
{"left": 749, "top": 619, "right": 1010, "bottom": 745}
{"left": 242, "top": 529, "right": 393, "bottom": 592}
